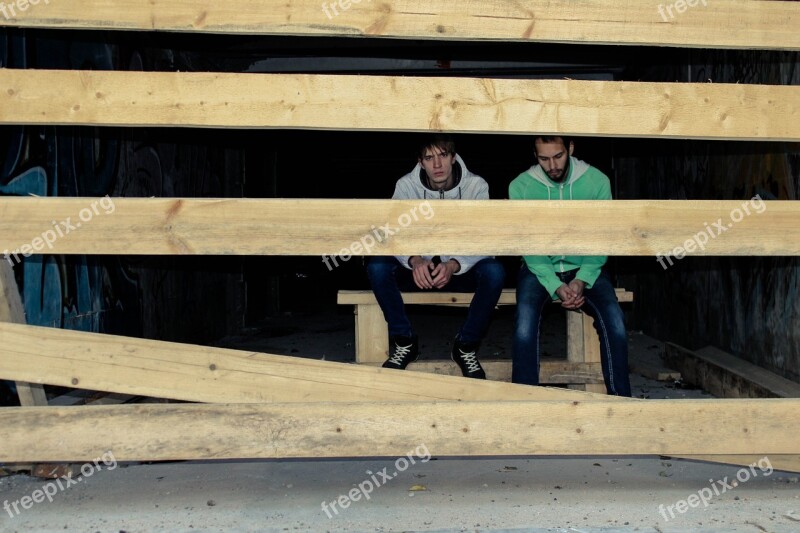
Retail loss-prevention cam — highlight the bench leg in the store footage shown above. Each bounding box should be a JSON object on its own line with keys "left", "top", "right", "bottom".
{"left": 566, "top": 311, "right": 606, "bottom": 393}
{"left": 16, "top": 382, "right": 48, "bottom": 406}
{"left": 566, "top": 311, "right": 586, "bottom": 391}
{"left": 581, "top": 313, "right": 606, "bottom": 393}
{"left": 354, "top": 304, "right": 389, "bottom": 364}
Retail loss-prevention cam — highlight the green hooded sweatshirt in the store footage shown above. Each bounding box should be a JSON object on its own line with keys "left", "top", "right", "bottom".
{"left": 508, "top": 156, "right": 611, "bottom": 299}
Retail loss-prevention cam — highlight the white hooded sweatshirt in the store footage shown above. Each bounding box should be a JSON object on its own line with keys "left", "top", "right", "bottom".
{"left": 392, "top": 154, "right": 492, "bottom": 274}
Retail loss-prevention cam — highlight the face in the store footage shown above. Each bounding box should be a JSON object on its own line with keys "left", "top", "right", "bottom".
{"left": 419, "top": 146, "right": 456, "bottom": 190}
{"left": 534, "top": 138, "right": 573, "bottom": 183}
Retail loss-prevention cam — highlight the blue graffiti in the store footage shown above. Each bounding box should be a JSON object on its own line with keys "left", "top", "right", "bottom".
{"left": 0, "top": 33, "right": 119, "bottom": 332}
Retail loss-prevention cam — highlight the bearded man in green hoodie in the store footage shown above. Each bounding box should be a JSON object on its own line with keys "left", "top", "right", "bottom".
{"left": 508, "top": 136, "right": 631, "bottom": 396}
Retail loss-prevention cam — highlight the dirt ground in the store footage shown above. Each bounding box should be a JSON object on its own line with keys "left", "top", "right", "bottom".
{"left": 1, "top": 307, "right": 798, "bottom": 532}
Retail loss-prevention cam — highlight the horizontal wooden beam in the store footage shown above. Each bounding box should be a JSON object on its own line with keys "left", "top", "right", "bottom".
{"left": 0, "top": 198, "right": 796, "bottom": 256}
{"left": 337, "top": 289, "right": 634, "bottom": 305}
{"left": 1, "top": 399, "right": 797, "bottom": 462}
{"left": 0, "top": 322, "right": 611, "bottom": 403}
{"left": 0, "top": 1, "right": 797, "bottom": 50}
{"left": 1, "top": 70, "right": 798, "bottom": 140}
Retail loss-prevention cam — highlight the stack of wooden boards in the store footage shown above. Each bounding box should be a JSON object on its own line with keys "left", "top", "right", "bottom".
{"left": 0, "top": 0, "right": 798, "bottom": 473}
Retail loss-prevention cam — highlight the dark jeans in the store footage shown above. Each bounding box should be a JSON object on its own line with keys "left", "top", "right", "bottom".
{"left": 366, "top": 257, "right": 505, "bottom": 344}
{"left": 513, "top": 265, "right": 632, "bottom": 396}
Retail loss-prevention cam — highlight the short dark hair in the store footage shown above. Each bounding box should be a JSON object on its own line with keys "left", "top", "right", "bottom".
{"left": 418, "top": 134, "right": 456, "bottom": 160}
{"left": 533, "top": 136, "right": 573, "bottom": 154}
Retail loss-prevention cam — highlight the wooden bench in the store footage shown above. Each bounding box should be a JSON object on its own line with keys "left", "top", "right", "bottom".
{"left": 337, "top": 288, "right": 633, "bottom": 392}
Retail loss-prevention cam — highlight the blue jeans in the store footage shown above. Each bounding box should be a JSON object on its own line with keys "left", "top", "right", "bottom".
{"left": 366, "top": 257, "right": 505, "bottom": 343}
{"left": 513, "top": 265, "right": 631, "bottom": 397}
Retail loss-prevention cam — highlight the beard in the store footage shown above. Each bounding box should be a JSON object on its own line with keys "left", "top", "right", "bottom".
{"left": 548, "top": 157, "right": 571, "bottom": 183}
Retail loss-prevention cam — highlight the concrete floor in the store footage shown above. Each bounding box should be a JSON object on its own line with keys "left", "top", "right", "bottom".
{"left": 2, "top": 454, "right": 799, "bottom": 532}
{"left": 1, "top": 307, "right": 798, "bottom": 532}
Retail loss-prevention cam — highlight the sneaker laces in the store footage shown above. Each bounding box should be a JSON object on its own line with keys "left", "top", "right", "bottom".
{"left": 388, "top": 343, "right": 413, "bottom": 365}
{"left": 457, "top": 348, "right": 481, "bottom": 373}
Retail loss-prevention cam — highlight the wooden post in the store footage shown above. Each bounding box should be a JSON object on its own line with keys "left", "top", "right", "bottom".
{"left": 0, "top": 261, "right": 46, "bottom": 406}
{"left": 582, "top": 312, "right": 607, "bottom": 394}
{"left": 354, "top": 304, "right": 388, "bottom": 364}
{"left": 566, "top": 310, "right": 588, "bottom": 392}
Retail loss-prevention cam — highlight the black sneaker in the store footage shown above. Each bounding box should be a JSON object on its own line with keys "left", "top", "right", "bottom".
{"left": 382, "top": 335, "right": 419, "bottom": 370}
{"left": 451, "top": 338, "right": 486, "bottom": 379}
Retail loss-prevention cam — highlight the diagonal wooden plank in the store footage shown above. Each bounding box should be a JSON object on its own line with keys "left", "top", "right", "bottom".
{"left": 0, "top": 0, "right": 797, "bottom": 50}
{"left": 0, "top": 322, "right": 613, "bottom": 403}
{"left": 0, "top": 70, "right": 798, "bottom": 140}
{"left": 1, "top": 322, "right": 796, "bottom": 470}
{"left": 0, "top": 399, "right": 797, "bottom": 462}
{"left": 0, "top": 261, "right": 47, "bottom": 406}
{"left": 0, "top": 198, "right": 797, "bottom": 256}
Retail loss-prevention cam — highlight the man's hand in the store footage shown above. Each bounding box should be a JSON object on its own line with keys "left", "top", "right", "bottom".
{"left": 567, "top": 279, "right": 586, "bottom": 308}
{"left": 409, "top": 257, "right": 460, "bottom": 289}
{"left": 555, "top": 282, "right": 584, "bottom": 310}
{"left": 409, "top": 256, "right": 435, "bottom": 289}
{"left": 431, "top": 259, "right": 460, "bottom": 289}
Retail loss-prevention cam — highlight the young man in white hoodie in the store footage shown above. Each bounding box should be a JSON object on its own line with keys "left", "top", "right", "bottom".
{"left": 508, "top": 136, "right": 631, "bottom": 396}
{"left": 366, "top": 134, "right": 505, "bottom": 379}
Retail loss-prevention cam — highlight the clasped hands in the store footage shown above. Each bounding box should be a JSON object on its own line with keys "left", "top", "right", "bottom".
{"left": 555, "top": 279, "right": 586, "bottom": 309}
{"left": 409, "top": 256, "right": 460, "bottom": 289}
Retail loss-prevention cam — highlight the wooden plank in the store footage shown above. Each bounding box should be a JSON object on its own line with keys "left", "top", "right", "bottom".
{"left": 1, "top": 399, "right": 797, "bottom": 462}
{"left": 0, "top": 198, "right": 796, "bottom": 256}
{"left": 0, "top": 322, "right": 615, "bottom": 403}
{"left": 1, "top": 70, "right": 798, "bottom": 140}
{"left": 362, "top": 360, "right": 605, "bottom": 384}
{"left": 0, "top": 261, "right": 25, "bottom": 324}
{"left": 14, "top": 384, "right": 47, "bottom": 406}
{"left": 0, "top": 261, "right": 47, "bottom": 406}
{"left": 566, "top": 311, "right": 606, "bottom": 393}
{"left": 338, "top": 289, "right": 634, "bottom": 305}
{"left": 0, "top": 322, "right": 786, "bottom": 469}
{"left": 581, "top": 312, "right": 607, "bottom": 394}
{"left": 665, "top": 343, "right": 800, "bottom": 398}
{"left": 0, "top": 259, "right": 53, "bottom": 479}
{"left": 354, "top": 303, "right": 387, "bottom": 364}
{"left": 566, "top": 311, "right": 587, "bottom": 392}
{"left": 0, "top": 0, "right": 797, "bottom": 50}
{"left": 695, "top": 346, "right": 800, "bottom": 397}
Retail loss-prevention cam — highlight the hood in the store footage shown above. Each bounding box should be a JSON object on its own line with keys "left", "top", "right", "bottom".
{"left": 526, "top": 156, "right": 591, "bottom": 198}
{"left": 394, "top": 153, "right": 487, "bottom": 201}
{"left": 413, "top": 153, "right": 468, "bottom": 195}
